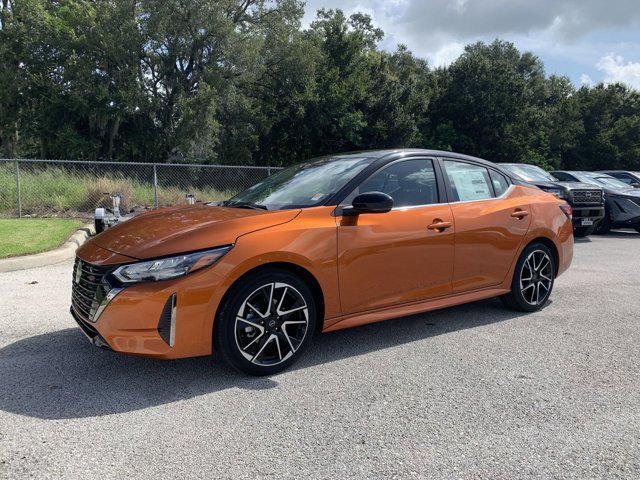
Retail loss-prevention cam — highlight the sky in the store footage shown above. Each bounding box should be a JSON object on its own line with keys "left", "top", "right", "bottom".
{"left": 302, "top": 0, "right": 640, "bottom": 89}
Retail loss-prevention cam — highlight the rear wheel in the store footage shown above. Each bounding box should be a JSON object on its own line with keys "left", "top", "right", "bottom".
{"left": 574, "top": 225, "right": 595, "bottom": 237}
{"left": 501, "top": 243, "right": 556, "bottom": 312}
{"left": 214, "top": 269, "right": 316, "bottom": 376}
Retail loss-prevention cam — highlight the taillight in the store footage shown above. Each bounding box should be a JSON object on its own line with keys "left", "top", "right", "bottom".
{"left": 559, "top": 204, "right": 573, "bottom": 219}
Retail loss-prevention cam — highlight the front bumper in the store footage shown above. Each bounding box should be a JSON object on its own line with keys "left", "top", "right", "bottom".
{"left": 70, "top": 305, "right": 113, "bottom": 350}
{"left": 70, "top": 257, "right": 228, "bottom": 359}
{"left": 571, "top": 205, "right": 604, "bottom": 227}
{"left": 607, "top": 197, "right": 640, "bottom": 228}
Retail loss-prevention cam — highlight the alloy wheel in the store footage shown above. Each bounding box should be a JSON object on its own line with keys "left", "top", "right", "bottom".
{"left": 519, "top": 250, "right": 553, "bottom": 306}
{"left": 234, "top": 282, "right": 309, "bottom": 367}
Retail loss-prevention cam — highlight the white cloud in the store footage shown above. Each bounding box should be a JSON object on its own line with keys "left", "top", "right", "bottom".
{"left": 597, "top": 54, "right": 640, "bottom": 89}
{"left": 302, "top": 0, "right": 640, "bottom": 84}
{"left": 449, "top": 0, "right": 469, "bottom": 15}
{"left": 429, "top": 42, "right": 465, "bottom": 67}
{"left": 579, "top": 73, "right": 594, "bottom": 86}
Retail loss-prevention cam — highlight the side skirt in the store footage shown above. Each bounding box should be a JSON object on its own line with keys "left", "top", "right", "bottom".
{"left": 322, "top": 287, "right": 510, "bottom": 333}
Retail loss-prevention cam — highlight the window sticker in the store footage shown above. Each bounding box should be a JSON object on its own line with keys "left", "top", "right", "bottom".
{"left": 445, "top": 162, "right": 493, "bottom": 201}
{"left": 454, "top": 171, "right": 491, "bottom": 200}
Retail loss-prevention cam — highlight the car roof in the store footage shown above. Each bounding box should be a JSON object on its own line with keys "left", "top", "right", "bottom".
{"left": 500, "top": 163, "right": 543, "bottom": 167}
{"left": 333, "top": 149, "right": 505, "bottom": 169}
{"left": 554, "top": 170, "right": 611, "bottom": 177}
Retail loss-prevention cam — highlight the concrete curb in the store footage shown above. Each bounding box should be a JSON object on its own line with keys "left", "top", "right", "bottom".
{"left": 0, "top": 223, "right": 94, "bottom": 273}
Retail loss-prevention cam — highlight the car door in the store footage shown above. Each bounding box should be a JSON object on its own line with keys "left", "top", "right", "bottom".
{"left": 440, "top": 159, "right": 532, "bottom": 293}
{"left": 336, "top": 158, "right": 454, "bottom": 315}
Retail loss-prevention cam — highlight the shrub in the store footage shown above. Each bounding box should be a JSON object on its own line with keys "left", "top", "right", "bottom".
{"left": 0, "top": 163, "right": 237, "bottom": 217}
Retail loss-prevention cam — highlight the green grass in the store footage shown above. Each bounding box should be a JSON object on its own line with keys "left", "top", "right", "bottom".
{"left": 0, "top": 218, "right": 84, "bottom": 258}
{"left": 0, "top": 163, "right": 236, "bottom": 217}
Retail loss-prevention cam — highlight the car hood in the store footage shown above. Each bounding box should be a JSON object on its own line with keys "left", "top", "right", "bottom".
{"left": 605, "top": 187, "right": 640, "bottom": 197}
{"left": 553, "top": 181, "right": 602, "bottom": 191}
{"left": 88, "top": 205, "right": 300, "bottom": 260}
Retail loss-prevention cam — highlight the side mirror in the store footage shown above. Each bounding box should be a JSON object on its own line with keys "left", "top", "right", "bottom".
{"left": 631, "top": 182, "right": 640, "bottom": 189}
{"left": 343, "top": 191, "right": 394, "bottom": 216}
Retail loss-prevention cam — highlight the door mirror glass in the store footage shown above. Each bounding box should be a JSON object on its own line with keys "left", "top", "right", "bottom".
{"left": 345, "top": 192, "right": 394, "bottom": 215}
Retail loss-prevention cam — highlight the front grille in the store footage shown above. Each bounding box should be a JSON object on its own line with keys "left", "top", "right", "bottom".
{"left": 572, "top": 190, "right": 603, "bottom": 205}
{"left": 71, "top": 258, "right": 113, "bottom": 322}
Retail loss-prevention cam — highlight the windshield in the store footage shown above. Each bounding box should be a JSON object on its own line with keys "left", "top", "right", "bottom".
{"left": 502, "top": 164, "right": 557, "bottom": 182}
{"left": 224, "top": 156, "right": 371, "bottom": 210}
{"left": 581, "top": 173, "right": 630, "bottom": 190}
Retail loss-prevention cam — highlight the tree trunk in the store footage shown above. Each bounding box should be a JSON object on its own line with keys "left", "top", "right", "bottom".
{"left": 0, "top": 121, "right": 19, "bottom": 158}
{"left": 107, "top": 116, "right": 121, "bottom": 160}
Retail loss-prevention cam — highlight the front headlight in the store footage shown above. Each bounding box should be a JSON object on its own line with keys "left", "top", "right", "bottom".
{"left": 112, "top": 246, "right": 232, "bottom": 284}
{"left": 541, "top": 187, "right": 566, "bottom": 199}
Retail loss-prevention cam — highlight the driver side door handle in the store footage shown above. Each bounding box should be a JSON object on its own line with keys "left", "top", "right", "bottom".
{"left": 511, "top": 209, "right": 529, "bottom": 219}
{"left": 427, "top": 220, "right": 453, "bottom": 232}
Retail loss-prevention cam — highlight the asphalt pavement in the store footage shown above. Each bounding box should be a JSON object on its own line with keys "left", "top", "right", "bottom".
{"left": 0, "top": 233, "right": 638, "bottom": 479}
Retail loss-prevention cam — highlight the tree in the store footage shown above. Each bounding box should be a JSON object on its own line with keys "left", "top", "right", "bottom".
{"left": 565, "top": 84, "right": 640, "bottom": 170}
{"left": 427, "top": 40, "right": 549, "bottom": 164}
{"left": 1, "top": 3, "right": 639, "bottom": 171}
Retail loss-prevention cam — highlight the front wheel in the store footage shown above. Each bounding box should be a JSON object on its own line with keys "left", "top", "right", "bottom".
{"left": 214, "top": 269, "right": 316, "bottom": 376}
{"left": 501, "top": 243, "right": 556, "bottom": 312}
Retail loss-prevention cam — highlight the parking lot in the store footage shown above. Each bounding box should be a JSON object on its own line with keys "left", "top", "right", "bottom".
{"left": 0, "top": 234, "right": 638, "bottom": 479}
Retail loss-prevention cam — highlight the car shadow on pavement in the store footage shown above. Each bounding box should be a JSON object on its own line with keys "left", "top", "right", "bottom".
{"left": 0, "top": 298, "right": 531, "bottom": 420}
{"left": 599, "top": 230, "right": 639, "bottom": 238}
{"left": 573, "top": 236, "right": 592, "bottom": 243}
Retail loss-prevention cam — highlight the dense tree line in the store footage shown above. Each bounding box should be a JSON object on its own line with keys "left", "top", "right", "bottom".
{"left": 1, "top": 0, "right": 639, "bottom": 170}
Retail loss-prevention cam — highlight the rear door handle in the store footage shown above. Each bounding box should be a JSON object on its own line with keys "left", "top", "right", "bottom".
{"left": 511, "top": 209, "right": 529, "bottom": 219}
{"left": 427, "top": 220, "right": 453, "bottom": 232}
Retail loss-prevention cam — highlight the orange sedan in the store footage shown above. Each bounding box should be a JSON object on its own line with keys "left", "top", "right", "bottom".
{"left": 71, "top": 150, "right": 573, "bottom": 375}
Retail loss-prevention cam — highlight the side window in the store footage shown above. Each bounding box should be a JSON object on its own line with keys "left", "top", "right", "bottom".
{"left": 490, "top": 170, "right": 510, "bottom": 196}
{"left": 614, "top": 174, "right": 633, "bottom": 185}
{"left": 347, "top": 159, "right": 439, "bottom": 208}
{"left": 553, "top": 172, "right": 571, "bottom": 181}
{"left": 443, "top": 160, "right": 494, "bottom": 202}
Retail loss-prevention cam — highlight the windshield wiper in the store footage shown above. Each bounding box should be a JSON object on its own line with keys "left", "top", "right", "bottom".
{"left": 224, "top": 202, "right": 268, "bottom": 211}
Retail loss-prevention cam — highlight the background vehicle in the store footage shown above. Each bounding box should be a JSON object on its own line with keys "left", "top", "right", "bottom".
{"left": 72, "top": 150, "right": 573, "bottom": 375}
{"left": 500, "top": 163, "right": 604, "bottom": 237}
{"left": 596, "top": 170, "right": 640, "bottom": 188}
{"left": 552, "top": 171, "right": 640, "bottom": 234}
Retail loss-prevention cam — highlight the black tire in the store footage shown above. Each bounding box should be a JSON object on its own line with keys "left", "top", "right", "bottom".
{"left": 501, "top": 243, "right": 556, "bottom": 312}
{"left": 573, "top": 225, "right": 595, "bottom": 237}
{"left": 214, "top": 269, "right": 316, "bottom": 376}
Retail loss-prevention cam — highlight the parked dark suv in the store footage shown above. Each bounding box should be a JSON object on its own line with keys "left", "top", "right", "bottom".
{"left": 552, "top": 171, "right": 640, "bottom": 234}
{"left": 501, "top": 163, "right": 605, "bottom": 237}
{"left": 596, "top": 170, "right": 640, "bottom": 188}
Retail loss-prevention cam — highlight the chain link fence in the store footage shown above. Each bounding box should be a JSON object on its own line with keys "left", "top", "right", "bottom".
{"left": 0, "top": 159, "right": 281, "bottom": 218}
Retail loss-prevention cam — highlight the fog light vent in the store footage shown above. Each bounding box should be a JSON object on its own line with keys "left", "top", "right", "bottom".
{"left": 158, "top": 293, "right": 177, "bottom": 347}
